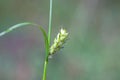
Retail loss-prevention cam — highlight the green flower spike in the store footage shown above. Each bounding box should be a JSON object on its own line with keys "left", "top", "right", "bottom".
{"left": 49, "top": 28, "right": 68, "bottom": 57}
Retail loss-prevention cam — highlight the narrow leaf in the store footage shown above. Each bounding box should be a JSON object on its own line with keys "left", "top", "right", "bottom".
{"left": 0, "top": 22, "right": 49, "bottom": 57}
{"left": 0, "top": 23, "right": 30, "bottom": 36}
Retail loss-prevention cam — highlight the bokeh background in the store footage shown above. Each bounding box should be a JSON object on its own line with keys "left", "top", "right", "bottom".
{"left": 0, "top": 0, "right": 120, "bottom": 80}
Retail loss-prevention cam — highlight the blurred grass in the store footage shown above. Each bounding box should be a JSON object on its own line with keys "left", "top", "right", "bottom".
{"left": 0, "top": 0, "right": 120, "bottom": 80}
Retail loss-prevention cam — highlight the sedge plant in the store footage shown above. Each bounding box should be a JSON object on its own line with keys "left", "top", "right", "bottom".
{"left": 0, "top": 0, "right": 68, "bottom": 80}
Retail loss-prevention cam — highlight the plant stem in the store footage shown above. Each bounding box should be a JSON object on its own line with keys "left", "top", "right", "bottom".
{"left": 42, "top": 59, "right": 48, "bottom": 80}
{"left": 42, "top": 0, "right": 53, "bottom": 80}
{"left": 48, "top": 0, "right": 53, "bottom": 44}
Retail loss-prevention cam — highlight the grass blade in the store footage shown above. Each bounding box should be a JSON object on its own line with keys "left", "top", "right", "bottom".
{"left": 0, "top": 22, "right": 49, "bottom": 57}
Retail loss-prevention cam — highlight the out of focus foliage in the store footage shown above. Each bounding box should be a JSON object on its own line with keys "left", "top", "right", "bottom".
{"left": 0, "top": 0, "right": 120, "bottom": 80}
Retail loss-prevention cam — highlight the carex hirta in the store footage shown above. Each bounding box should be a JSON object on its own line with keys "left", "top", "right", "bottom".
{"left": 49, "top": 28, "right": 68, "bottom": 57}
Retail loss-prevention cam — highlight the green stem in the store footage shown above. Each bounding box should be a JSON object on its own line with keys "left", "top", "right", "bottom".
{"left": 42, "top": 0, "right": 53, "bottom": 80}
{"left": 48, "top": 0, "right": 53, "bottom": 44}
{"left": 42, "top": 59, "right": 48, "bottom": 80}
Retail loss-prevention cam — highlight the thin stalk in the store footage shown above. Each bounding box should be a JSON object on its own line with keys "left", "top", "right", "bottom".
{"left": 42, "top": 60, "right": 48, "bottom": 80}
{"left": 48, "top": 0, "right": 53, "bottom": 44}
{"left": 42, "top": 0, "right": 53, "bottom": 80}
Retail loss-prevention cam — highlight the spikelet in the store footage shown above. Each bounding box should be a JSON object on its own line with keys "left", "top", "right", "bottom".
{"left": 49, "top": 28, "right": 68, "bottom": 56}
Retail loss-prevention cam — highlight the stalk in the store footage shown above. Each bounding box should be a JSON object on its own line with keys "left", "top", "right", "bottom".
{"left": 48, "top": 0, "right": 53, "bottom": 44}
{"left": 42, "top": 0, "right": 53, "bottom": 80}
{"left": 42, "top": 60, "right": 48, "bottom": 80}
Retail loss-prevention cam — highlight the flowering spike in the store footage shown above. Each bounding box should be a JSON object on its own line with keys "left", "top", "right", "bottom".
{"left": 49, "top": 28, "right": 68, "bottom": 56}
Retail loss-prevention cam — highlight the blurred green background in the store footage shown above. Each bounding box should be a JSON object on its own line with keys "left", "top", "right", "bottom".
{"left": 0, "top": 0, "right": 120, "bottom": 80}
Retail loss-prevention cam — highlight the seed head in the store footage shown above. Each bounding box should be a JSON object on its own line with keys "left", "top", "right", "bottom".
{"left": 49, "top": 28, "right": 68, "bottom": 55}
